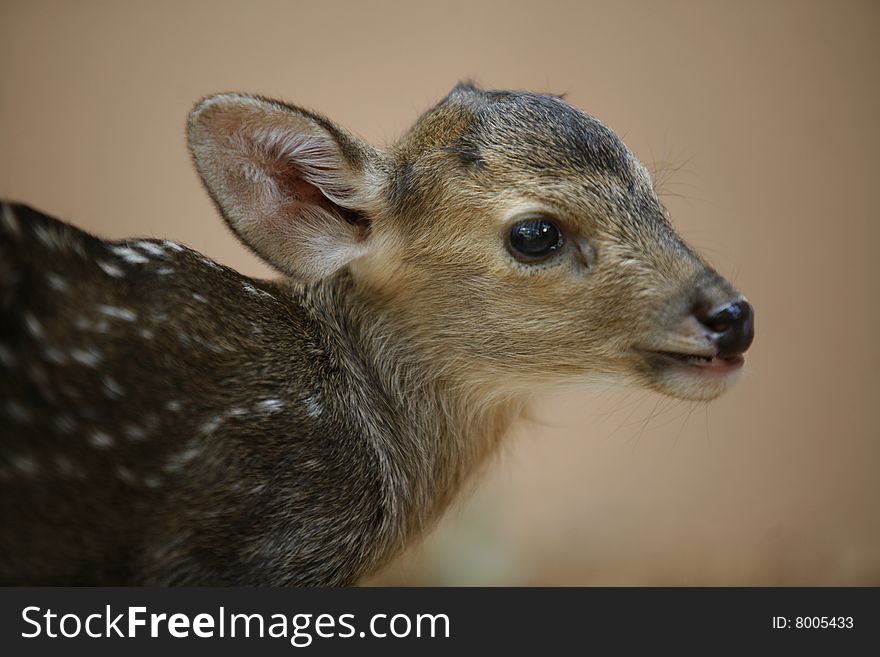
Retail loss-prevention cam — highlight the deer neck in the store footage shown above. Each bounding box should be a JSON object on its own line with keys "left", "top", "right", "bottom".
{"left": 291, "top": 270, "right": 525, "bottom": 549}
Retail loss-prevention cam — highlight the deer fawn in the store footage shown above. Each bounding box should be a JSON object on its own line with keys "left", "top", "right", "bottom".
{"left": 0, "top": 84, "right": 754, "bottom": 585}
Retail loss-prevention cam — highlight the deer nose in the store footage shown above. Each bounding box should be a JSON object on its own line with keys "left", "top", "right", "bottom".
{"left": 694, "top": 300, "right": 754, "bottom": 357}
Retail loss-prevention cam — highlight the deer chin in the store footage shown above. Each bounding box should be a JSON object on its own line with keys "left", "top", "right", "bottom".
{"left": 636, "top": 349, "right": 745, "bottom": 401}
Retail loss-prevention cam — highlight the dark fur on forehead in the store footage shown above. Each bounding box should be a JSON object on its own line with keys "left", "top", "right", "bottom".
{"left": 400, "top": 83, "right": 637, "bottom": 187}
{"left": 460, "top": 88, "right": 634, "bottom": 185}
{"left": 388, "top": 83, "right": 643, "bottom": 215}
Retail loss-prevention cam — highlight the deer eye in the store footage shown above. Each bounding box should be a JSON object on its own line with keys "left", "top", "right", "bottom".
{"left": 507, "top": 216, "right": 564, "bottom": 261}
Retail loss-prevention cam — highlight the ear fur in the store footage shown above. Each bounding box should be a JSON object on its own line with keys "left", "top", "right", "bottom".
{"left": 187, "top": 94, "right": 385, "bottom": 280}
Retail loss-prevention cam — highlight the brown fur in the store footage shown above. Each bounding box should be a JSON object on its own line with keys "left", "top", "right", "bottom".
{"left": 0, "top": 84, "right": 751, "bottom": 584}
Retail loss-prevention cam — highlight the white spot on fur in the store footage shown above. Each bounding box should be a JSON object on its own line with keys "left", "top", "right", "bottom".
{"left": 242, "top": 282, "right": 275, "bottom": 300}
{"left": 304, "top": 395, "right": 323, "bottom": 418}
{"left": 134, "top": 240, "right": 166, "bottom": 257}
{"left": 97, "top": 304, "right": 137, "bottom": 321}
{"left": 139, "top": 328, "right": 154, "bottom": 339}
{"left": 23, "top": 312, "right": 44, "bottom": 338}
{"left": 0, "top": 343, "right": 16, "bottom": 367}
{"left": 96, "top": 260, "right": 125, "bottom": 278}
{"left": 42, "top": 346, "right": 68, "bottom": 365}
{"left": 227, "top": 406, "right": 245, "bottom": 417}
{"left": 1, "top": 202, "right": 21, "bottom": 236}
{"left": 156, "top": 266, "right": 174, "bottom": 275}
{"left": 70, "top": 347, "right": 102, "bottom": 367}
{"left": 257, "top": 398, "right": 284, "bottom": 413}
{"left": 200, "top": 415, "right": 223, "bottom": 434}
{"left": 179, "top": 444, "right": 201, "bottom": 462}
{"left": 33, "top": 223, "right": 64, "bottom": 250}
{"left": 123, "top": 423, "right": 147, "bottom": 442}
{"left": 11, "top": 454, "right": 38, "bottom": 475}
{"left": 163, "top": 240, "right": 184, "bottom": 252}
{"left": 165, "top": 400, "right": 182, "bottom": 412}
{"left": 199, "top": 256, "right": 221, "bottom": 270}
{"left": 192, "top": 293, "right": 208, "bottom": 303}
{"left": 5, "top": 400, "right": 32, "bottom": 423}
{"left": 111, "top": 245, "right": 149, "bottom": 264}
{"left": 101, "top": 375, "right": 125, "bottom": 399}
{"left": 164, "top": 440, "right": 201, "bottom": 472}
{"left": 88, "top": 430, "right": 114, "bottom": 449}
{"left": 46, "top": 272, "right": 68, "bottom": 291}
{"left": 116, "top": 465, "right": 137, "bottom": 484}
{"left": 143, "top": 475, "right": 162, "bottom": 488}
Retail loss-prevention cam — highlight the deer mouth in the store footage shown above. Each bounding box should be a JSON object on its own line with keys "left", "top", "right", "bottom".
{"left": 632, "top": 347, "right": 746, "bottom": 401}
{"left": 646, "top": 350, "right": 745, "bottom": 374}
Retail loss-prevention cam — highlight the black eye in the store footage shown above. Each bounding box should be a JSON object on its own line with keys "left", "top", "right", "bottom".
{"left": 508, "top": 217, "right": 564, "bottom": 261}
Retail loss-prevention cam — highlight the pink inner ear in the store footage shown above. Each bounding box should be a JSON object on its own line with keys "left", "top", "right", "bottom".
{"left": 279, "top": 162, "right": 347, "bottom": 224}
{"left": 260, "top": 141, "right": 336, "bottom": 210}
{"left": 289, "top": 174, "right": 327, "bottom": 206}
{"left": 274, "top": 158, "right": 370, "bottom": 234}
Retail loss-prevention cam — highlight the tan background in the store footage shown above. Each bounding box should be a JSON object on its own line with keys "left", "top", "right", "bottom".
{"left": 1, "top": 0, "right": 878, "bottom": 584}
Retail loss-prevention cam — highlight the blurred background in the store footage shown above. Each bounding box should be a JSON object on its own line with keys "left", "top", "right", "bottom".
{"left": 1, "top": 0, "right": 878, "bottom": 584}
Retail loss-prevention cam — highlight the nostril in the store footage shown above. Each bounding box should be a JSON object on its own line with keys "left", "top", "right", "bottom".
{"left": 695, "top": 300, "right": 755, "bottom": 357}
{"left": 700, "top": 301, "right": 746, "bottom": 333}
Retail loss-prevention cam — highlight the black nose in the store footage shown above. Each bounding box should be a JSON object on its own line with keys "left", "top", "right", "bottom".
{"left": 695, "top": 300, "right": 754, "bottom": 357}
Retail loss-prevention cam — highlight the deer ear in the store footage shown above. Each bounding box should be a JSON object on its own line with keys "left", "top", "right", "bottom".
{"left": 188, "top": 94, "right": 385, "bottom": 280}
